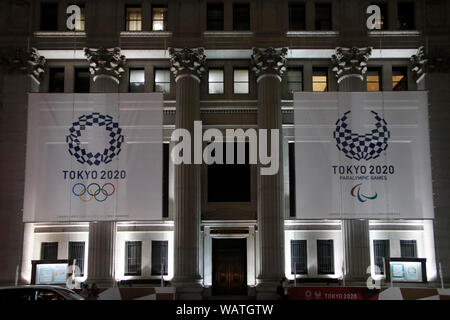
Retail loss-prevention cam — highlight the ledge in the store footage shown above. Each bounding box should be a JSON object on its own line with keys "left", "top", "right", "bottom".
{"left": 120, "top": 31, "right": 173, "bottom": 38}
{"left": 34, "top": 31, "right": 87, "bottom": 38}
{"left": 368, "top": 30, "right": 421, "bottom": 37}
{"left": 203, "top": 31, "right": 254, "bottom": 38}
{"left": 286, "top": 31, "right": 339, "bottom": 37}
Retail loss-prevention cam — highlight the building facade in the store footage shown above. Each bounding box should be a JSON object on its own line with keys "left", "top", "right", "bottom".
{"left": 0, "top": 0, "right": 449, "bottom": 299}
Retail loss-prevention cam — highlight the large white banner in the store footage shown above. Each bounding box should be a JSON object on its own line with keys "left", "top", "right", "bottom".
{"left": 294, "top": 92, "right": 434, "bottom": 219}
{"left": 23, "top": 93, "right": 163, "bottom": 222}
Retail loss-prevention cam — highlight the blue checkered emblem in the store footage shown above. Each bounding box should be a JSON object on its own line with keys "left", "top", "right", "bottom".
{"left": 333, "top": 110, "right": 390, "bottom": 161}
{"left": 66, "top": 113, "right": 124, "bottom": 166}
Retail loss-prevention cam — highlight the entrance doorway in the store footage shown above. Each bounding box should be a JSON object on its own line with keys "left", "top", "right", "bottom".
{"left": 212, "top": 238, "right": 247, "bottom": 295}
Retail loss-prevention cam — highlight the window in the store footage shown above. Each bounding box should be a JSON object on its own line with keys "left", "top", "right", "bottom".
{"left": 372, "top": 3, "right": 388, "bottom": 30}
{"left": 208, "top": 69, "right": 224, "bottom": 94}
{"left": 49, "top": 68, "right": 64, "bottom": 93}
{"left": 40, "top": 2, "right": 58, "bottom": 31}
{"left": 288, "top": 3, "right": 306, "bottom": 30}
{"left": 74, "top": 68, "right": 90, "bottom": 93}
{"left": 0, "top": 289, "right": 34, "bottom": 301}
{"left": 373, "top": 240, "right": 390, "bottom": 274}
{"left": 398, "top": 2, "right": 415, "bottom": 30}
{"left": 68, "top": 4, "right": 85, "bottom": 31}
{"left": 233, "top": 69, "right": 249, "bottom": 94}
{"left": 151, "top": 241, "right": 168, "bottom": 275}
{"left": 129, "top": 68, "right": 145, "bottom": 92}
{"left": 41, "top": 242, "right": 58, "bottom": 260}
{"left": 367, "top": 68, "right": 382, "bottom": 92}
{"left": 315, "top": 3, "right": 332, "bottom": 30}
{"left": 125, "top": 241, "right": 142, "bottom": 276}
{"left": 163, "top": 143, "right": 169, "bottom": 218}
{"left": 288, "top": 142, "right": 296, "bottom": 217}
{"left": 312, "top": 68, "right": 328, "bottom": 92}
{"left": 317, "top": 240, "right": 334, "bottom": 274}
{"left": 68, "top": 242, "right": 85, "bottom": 276}
{"left": 400, "top": 240, "right": 417, "bottom": 258}
{"left": 392, "top": 67, "right": 408, "bottom": 91}
{"left": 126, "top": 5, "right": 142, "bottom": 31}
{"left": 154, "top": 69, "right": 170, "bottom": 93}
{"left": 207, "top": 3, "right": 224, "bottom": 30}
{"left": 35, "top": 290, "right": 64, "bottom": 301}
{"left": 233, "top": 3, "right": 250, "bottom": 30}
{"left": 152, "top": 5, "right": 168, "bottom": 31}
{"left": 287, "top": 67, "right": 303, "bottom": 94}
{"left": 208, "top": 142, "right": 251, "bottom": 202}
{"left": 291, "top": 240, "right": 307, "bottom": 274}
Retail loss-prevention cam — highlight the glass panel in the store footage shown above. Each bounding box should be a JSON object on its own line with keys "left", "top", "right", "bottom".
{"left": 315, "top": 3, "right": 332, "bottom": 30}
{"left": 68, "top": 241, "right": 85, "bottom": 275}
{"left": 234, "top": 82, "right": 249, "bottom": 94}
{"left": 392, "top": 68, "right": 408, "bottom": 91}
{"left": 155, "top": 69, "right": 170, "bottom": 83}
{"left": 125, "top": 241, "right": 142, "bottom": 275}
{"left": 373, "top": 240, "right": 389, "bottom": 274}
{"left": 288, "top": 142, "right": 296, "bottom": 217}
{"left": 234, "top": 69, "right": 248, "bottom": 82}
{"left": 367, "top": 69, "right": 381, "bottom": 92}
{"left": 152, "top": 6, "right": 168, "bottom": 31}
{"left": 126, "top": 7, "right": 142, "bottom": 31}
{"left": 49, "top": 68, "right": 65, "bottom": 93}
{"left": 209, "top": 69, "right": 224, "bottom": 82}
{"left": 207, "top": 3, "right": 224, "bottom": 30}
{"left": 151, "top": 241, "right": 169, "bottom": 275}
{"left": 209, "top": 83, "right": 224, "bottom": 94}
{"left": 289, "top": 3, "right": 306, "bottom": 30}
{"left": 41, "top": 242, "right": 58, "bottom": 260}
{"left": 130, "top": 69, "right": 145, "bottom": 83}
{"left": 291, "top": 240, "right": 307, "bottom": 274}
{"left": 398, "top": 2, "right": 415, "bottom": 30}
{"left": 400, "top": 240, "right": 417, "bottom": 258}
{"left": 233, "top": 3, "right": 250, "bottom": 30}
{"left": 317, "top": 240, "right": 334, "bottom": 274}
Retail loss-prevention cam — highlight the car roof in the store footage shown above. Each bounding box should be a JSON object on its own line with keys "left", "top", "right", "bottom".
{"left": 0, "top": 285, "right": 72, "bottom": 291}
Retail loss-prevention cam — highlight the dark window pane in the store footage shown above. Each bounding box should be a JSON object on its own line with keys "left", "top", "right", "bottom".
{"left": 207, "top": 3, "right": 224, "bottom": 30}
{"left": 372, "top": 3, "right": 388, "bottom": 30}
{"left": 400, "top": 240, "right": 417, "bottom": 258}
{"left": 208, "top": 142, "right": 251, "bottom": 202}
{"left": 373, "top": 240, "right": 390, "bottom": 274}
{"left": 40, "top": 3, "right": 58, "bottom": 31}
{"left": 233, "top": 3, "right": 250, "bottom": 30}
{"left": 49, "top": 68, "right": 64, "bottom": 93}
{"left": 41, "top": 242, "right": 58, "bottom": 260}
{"left": 0, "top": 289, "right": 34, "bottom": 301}
{"left": 398, "top": 2, "right": 415, "bottom": 30}
{"left": 392, "top": 67, "right": 408, "bottom": 91}
{"left": 287, "top": 67, "right": 303, "bottom": 94}
{"left": 317, "top": 240, "right": 334, "bottom": 274}
{"left": 289, "top": 142, "right": 296, "bottom": 217}
{"left": 35, "top": 290, "right": 64, "bottom": 301}
{"left": 68, "top": 241, "right": 85, "bottom": 276}
{"left": 367, "top": 68, "right": 382, "bottom": 92}
{"left": 125, "top": 241, "right": 142, "bottom": 276}
{"left": 151, "top": 241, "right": 168, "bottom": 275}
{"left": 315, "top": 3, "right": 332, "bottom": 30}
{"left": 291, "top": 240, "right": 307, "bottom": 274}
{"left": 163, "top": 143, "right": 169, "bottom": 218}
{"left": 74, "top": 68, "right": 90, "bottom": 93}
{"left": 154, "top": 68, "right": 170, "bottom": 93}
{"left": 289, "top": 3, "right": 306, "bottom": 30}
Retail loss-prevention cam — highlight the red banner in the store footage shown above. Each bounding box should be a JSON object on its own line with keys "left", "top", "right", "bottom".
{"left": 288, "top": 287, "right": 380, "bottom": 300}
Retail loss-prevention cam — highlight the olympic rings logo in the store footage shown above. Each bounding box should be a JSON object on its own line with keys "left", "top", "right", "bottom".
{"left": 72, "top": 182, "right": 116, "bottom": 202}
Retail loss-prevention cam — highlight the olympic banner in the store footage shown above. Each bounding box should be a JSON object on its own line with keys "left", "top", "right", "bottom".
{"left": 23, "top": 93, "right": 163, "bottom": 222}
{"left": 294, "top": 92, "right": 433, "bottom": 219}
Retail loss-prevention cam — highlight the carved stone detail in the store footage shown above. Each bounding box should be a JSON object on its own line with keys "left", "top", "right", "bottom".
{"left": 251, "top": 47, "right": 288, "bottom": 81}
{"left": 331, "top": 47, "right": 372, "bottom": 83}
{"left": 84, "top": 47, "right": 126, "bottom": 84}
{"left": 409, "top": 46, "right": 428, "bottom": 83}
{"left": 168, "top": 47, "right": 206, "bottom": 82}
{"left": 0, "top": 47, "right": 46, "bottom": 84}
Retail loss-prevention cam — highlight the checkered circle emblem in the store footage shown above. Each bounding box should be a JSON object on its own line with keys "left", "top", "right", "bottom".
{"left": 66, "top": 112, "right": 124, "bottom": 166}
{"left": 333, "top": 110, "right": 390, "bottom": 161}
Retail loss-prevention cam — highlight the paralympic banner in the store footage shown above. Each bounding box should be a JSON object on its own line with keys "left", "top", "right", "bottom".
{"left": 294, "top": 92, "right": 433, "bottom": 219}
{"left": 23, "top": 93, "right": 163, "bottom": 222}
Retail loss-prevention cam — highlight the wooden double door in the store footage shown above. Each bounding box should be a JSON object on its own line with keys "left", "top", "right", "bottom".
{"left": 212, "top": 238, "right": 247, "bottom": 295}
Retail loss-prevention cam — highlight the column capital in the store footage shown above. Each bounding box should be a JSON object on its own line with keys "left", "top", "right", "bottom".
{"left": 331, "top": 47, "right": 372, "bottom": 83}
{"left": 84, "top": 47, "right": 126, "bottom": 84}
{"left": 410, "top": 46, "right": 427, "bottom": 83}
{"left": 168, "top": 47, "right": 206, "bottom": 83}
{"left": 251, "top": 47, "right": 288, "bottom": 82}
{"left": 0, "top": 47, "right": 47, "bottom": 85}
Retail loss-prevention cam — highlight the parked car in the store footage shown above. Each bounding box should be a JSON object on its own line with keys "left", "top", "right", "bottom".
{"left": 0, "top": 285, "right": 85, "bottom": 301}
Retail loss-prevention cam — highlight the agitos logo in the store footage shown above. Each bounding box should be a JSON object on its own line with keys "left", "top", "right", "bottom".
{"left": 350, "top": 183, "right": 378, "bottom": 203}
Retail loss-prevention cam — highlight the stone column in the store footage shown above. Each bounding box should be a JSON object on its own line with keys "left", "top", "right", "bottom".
{"left": 331, "top": 47, "right": 372, "bottom": 282}
{"left": 84, "top": 47, "right": 125, "bottom": 286}
{"left": 251, "top": 47, "right": 287, "bottom": 299}
{"left": 169, "top": 47, "right": 206, "bottom": 299}
{"left": 85, "top": 47, "right": 126, "bottom": 93}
